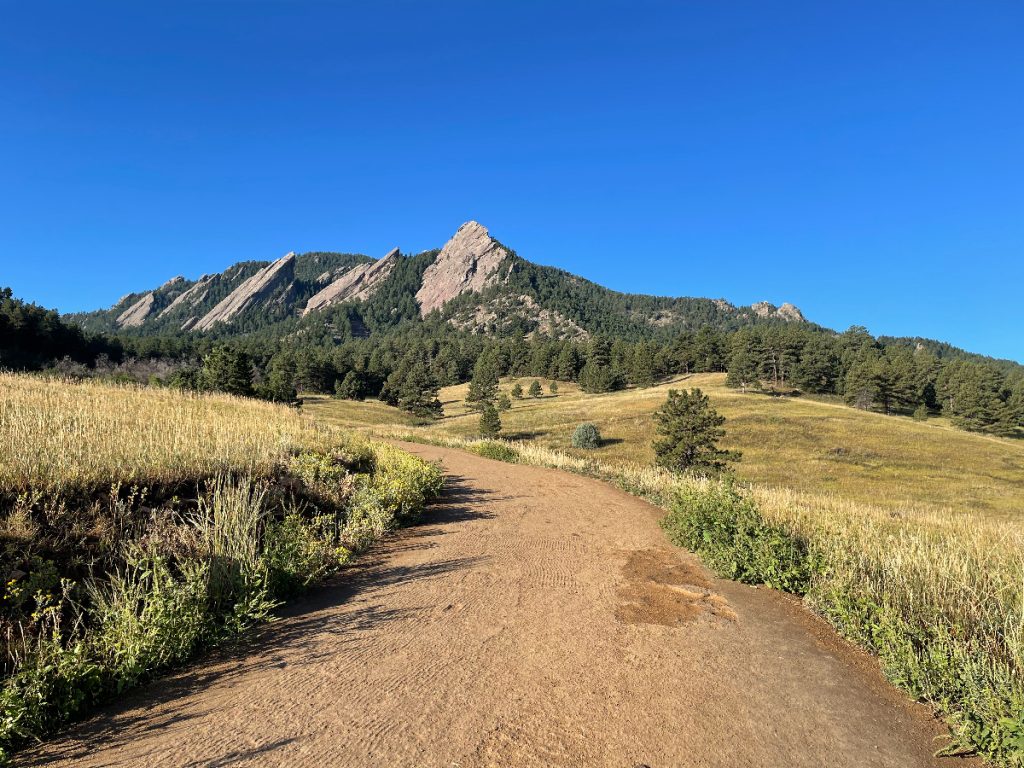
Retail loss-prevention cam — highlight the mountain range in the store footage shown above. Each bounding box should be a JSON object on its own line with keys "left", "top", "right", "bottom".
{"left": 75, "top": 221, "right": 806, "bottom": 341}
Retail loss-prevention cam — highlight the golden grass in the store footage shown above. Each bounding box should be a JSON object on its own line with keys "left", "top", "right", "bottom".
{"left": 308, "top": 373, "right": 1024, "bottom": 522}
{"left": 0, "top": 374, "right": 336, "bottom": 497}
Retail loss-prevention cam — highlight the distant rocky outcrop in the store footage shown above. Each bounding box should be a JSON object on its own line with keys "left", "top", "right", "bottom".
{"left": 750, "top": 301, "right": 805, "bottom": 323}
{"left": 116, "top": 292, "right": 156, "bottom": 328}
{"left": 303, "top": 248, "right": 400, "bottom": 315}
{"left": 194, "top": 253, "right": 296, "bottom": 331}
{"left": 415, "top": 221, "right": 511, "bottom": 316}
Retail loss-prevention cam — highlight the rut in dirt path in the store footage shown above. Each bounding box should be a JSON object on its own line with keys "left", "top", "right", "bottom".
{"left": 21, "top": 443, "right": 969, "bottom": 768}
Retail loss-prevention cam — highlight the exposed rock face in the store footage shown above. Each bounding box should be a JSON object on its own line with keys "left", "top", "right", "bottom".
{"left": 303, "top": 248, "right": 400, "bottom": 316}
{"left": 776, "top": 302, "right": 805, "bottom": 322}
{"left": 160, "top": 276, "right": 186, "bottom": 290}
{"left": 194, "top": 253, "right": 296, "bottom": 331}
{"left": 116, "top": 292, "right": 156, "bottom": 328}
{"left": 415, "top": 221, "right": 510, "bottom": 316}
{"left": 158, "top": 276, "right": 213, "bottom": 320}
{"left": 751, "top": 301, "right": 805, "bottom": 323}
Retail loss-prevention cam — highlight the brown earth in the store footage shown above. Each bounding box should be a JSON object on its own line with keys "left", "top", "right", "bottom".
{"left": 20, "top": 443, "right": 976, "bottom": 768}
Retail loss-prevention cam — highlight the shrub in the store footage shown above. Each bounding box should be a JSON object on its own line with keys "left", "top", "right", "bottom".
{"left": 470, "top": 441, "right": 519, "bottom": 464}
{"left": 571, "top": 423, "right": 602, "bottom": 449}
{"left": 660, "top": 481, "right": 811, "bottom": 593}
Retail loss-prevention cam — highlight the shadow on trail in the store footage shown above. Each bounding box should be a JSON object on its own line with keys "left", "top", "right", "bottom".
{"left": 17, "top": 473, "right": 499, "bottom": 767}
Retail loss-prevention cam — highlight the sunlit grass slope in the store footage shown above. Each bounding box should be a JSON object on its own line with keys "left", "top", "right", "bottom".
{"left": 0, "top": 373, "right": 336, "bottom": 499}
{"left": 306, "top": 372, "right": 1024, "bottom": 520}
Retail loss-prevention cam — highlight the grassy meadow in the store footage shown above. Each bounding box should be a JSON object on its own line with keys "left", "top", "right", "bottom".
{"left": 306, "top": 373, "right": 1024, "bottom": 765}
{"left": 307, "top": 372, "right": 1024, "bottom": 521}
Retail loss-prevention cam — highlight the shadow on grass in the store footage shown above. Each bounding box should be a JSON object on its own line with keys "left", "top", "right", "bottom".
{"left": 18, "top": 475, "right": 496, "bottom": 767}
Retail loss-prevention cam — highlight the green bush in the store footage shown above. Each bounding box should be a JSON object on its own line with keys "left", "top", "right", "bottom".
{"left": 660, "top": 481, "right": 811, "bottom": 593}
{"left": 571, "top": 423, "right": 602, "bottom": 449}
{"left": 470, "top": 441, "right": 519, "bottom": 464}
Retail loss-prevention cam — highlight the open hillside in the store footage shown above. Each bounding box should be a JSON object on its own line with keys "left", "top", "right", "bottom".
{"left": 306, "top": 372, "right": 1024, "bottom": 520}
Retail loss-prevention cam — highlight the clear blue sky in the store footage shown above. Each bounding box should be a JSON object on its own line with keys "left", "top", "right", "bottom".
{"left": 2, "top": 2, "right": 1022, "bottom": 361}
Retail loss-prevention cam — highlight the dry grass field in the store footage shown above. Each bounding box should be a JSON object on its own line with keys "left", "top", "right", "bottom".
{"left": 0, "top": 373, "right": 338, "bottom": 499}
{"left": 306, "top": 372, "right": 1024, "bottom": 521}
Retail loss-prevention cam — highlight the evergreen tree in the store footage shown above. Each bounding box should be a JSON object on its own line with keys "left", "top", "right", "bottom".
{"left": 529, "top": 380, "right": 543, "bottom": 397}
{"left": 691, "top": 327, "right": 726, "bottom": 372}
{"left": 335, "top": 370, "right": 365, "bottom": 400}
{"left": 466, "top": 351, "right": 500, "bottom": 411}
{"left": 844, "top": 354, "right": 881, "bottom": 410}
{"left": 579, "top": 337, "right": 617, "bottom": 393}
{"left": 793, "top": 336, "right": 839, "bottom": 394}
{"left": 200, "top": 346, "right": 254, "bottom": 397}
{"left": 497, "top": 393, "right": 512, "bottom": 411}
{"left": 549, "top": 381, "right": 559, "bottom": 395}
{"left": 555, "top": 344, "right": 581, "bottom": 381}
{"left": 652, "top": 388, "right": 740, "bottom": 474}
{"left": 479, "top": 402, "right": 502, "bottom": 438}
{"left": 630, "top": 342, "right": 657, "bottom": 388}
{"left": 396, "top": 360, "right": 442, "bottom": 419}
{"left": 511, "top": 381, "right": 524, "bottom": 399}
{"left": 262, "top": 351, "right": 297, "bottom": 402}
{"left": 726, "top": 331, "right": 761, "bottom": 392}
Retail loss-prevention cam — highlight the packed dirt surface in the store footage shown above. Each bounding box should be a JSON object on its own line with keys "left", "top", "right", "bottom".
{"left": 23, "top": 443, "right": 971, "bottom": 768}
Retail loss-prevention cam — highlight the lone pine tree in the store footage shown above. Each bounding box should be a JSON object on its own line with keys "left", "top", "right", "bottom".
{"left": 466, "top": 352, "right": 500, "bottom": 411}
{"left": 652, "top": 388, "right": 740, "bottom": 475}
{"left": 479, "top": 402, "right": 502, "bottom": 438}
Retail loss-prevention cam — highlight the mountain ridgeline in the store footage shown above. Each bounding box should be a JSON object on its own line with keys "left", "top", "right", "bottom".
{"left": 16, "top": 219, "right": 1018, "bottom": 440}
{"left": 74, "top": 221, "right": 806, "bottom": 341}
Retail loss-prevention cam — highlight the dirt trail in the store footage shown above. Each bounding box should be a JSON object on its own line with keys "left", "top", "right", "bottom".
{"left": 23, "top": 443, "right": 969, "bottom": 768}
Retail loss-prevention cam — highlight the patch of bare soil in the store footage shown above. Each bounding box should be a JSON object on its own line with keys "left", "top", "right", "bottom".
{"left": 616, "top": 548, "right": 737, "bottom": 626}
{"left": 20, "top": 443, "right": 979, "bottom": 768}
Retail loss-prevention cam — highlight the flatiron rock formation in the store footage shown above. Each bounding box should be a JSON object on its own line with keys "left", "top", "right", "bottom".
{"left": 194, "top": 253, "right": 296, "bottom": 331}
{"left": 303, "top": 248, "right": 400, "bottom": 315}
{"left": 415, "top": 221, "right": 510, "bottom": 316}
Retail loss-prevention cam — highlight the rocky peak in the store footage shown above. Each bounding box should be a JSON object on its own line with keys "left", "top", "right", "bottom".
{"left": 776, "top": 302, "right": 805, "bottom": 322}
{"left": 303, "top": 247, "right": 401, "bottom": 316}
{"left": 751, "top": 301, "right": 805, "bottom": 323}
{"left": 194, "top": 252, "right": 296, "bottom": 331}
{"left": 415, "top": 221, "right": 510, "bottom": 316}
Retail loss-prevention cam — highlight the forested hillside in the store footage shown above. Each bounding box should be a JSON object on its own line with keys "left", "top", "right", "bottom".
{"left": 0, "top": 288, "right": 122, "bottom": 370}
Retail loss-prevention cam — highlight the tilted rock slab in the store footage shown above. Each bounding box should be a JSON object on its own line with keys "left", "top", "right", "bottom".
{"left": 158, "top": 275, "right": 213, "bottom": 320}
{"left": 415, "top": 221, "right": 510, "bottom": 316}
{"left": 194, "top": 252, "right": 296, "bottom": 331}
{"left": 116, "top": 292, "right": 156, "bottom": 328}
{"left": 303, "top": 247, "right": 400, "bottom": 315}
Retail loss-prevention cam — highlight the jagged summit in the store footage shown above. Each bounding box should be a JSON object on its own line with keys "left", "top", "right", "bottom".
{"left": 414, "top": 221, "right": 511, "bottom": 316}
